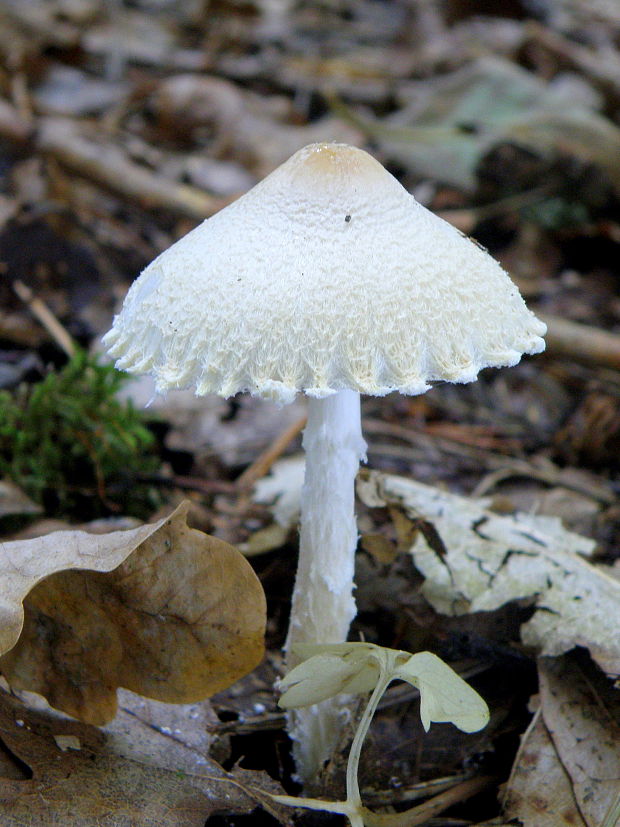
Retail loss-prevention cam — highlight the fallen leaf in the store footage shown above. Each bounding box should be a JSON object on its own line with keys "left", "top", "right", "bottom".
{"left": 103, "top": 689, "right": 218, "bottom": 772}
{"left": 0, "top": 502, "right": 266, "bottom": 723}
{"left": 82, "top": 8, "right": 176, "bottom": 66}
{"left": 0, "top": 689, "right": 286, "bottom": 826}
{"left": 530, "top": 0, "right": 620, "bottom": 33}
{"left": 360, "top": 533, "right": 397, "bottom": 565}
{"left": 503, "top": 706, "right": 586, "bottom": 826}
{"left": 149, "top": 74, "right": 246, "bottom": 155}
{"left": 538, "top": 654, "right": 620, "bottom": 826}
{"left": 120, "top": 378, "right": 307, "bottom": 469}
{"left": 356, "top": 471, "right": 620, "bottom": 675}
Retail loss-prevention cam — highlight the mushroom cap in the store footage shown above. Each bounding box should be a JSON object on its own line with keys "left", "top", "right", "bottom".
{"left": 104, "top": 142, "right": 546, "bottom": 404}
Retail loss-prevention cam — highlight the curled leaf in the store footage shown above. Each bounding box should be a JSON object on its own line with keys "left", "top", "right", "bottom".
{"left": 394, "top": 651, "right": 490, "bottom": 733}
{"left": 0, "top": 503, "right": 266, "bottom": 724}
{"left": 279, "top": 642, "right": 489, "bottom": 734}
{"left": 278, "top": 643, "right": 380, "bottom": 708}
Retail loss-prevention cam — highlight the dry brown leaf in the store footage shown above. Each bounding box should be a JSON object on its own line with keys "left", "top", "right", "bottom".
{"left": 538, "top": 655, "right": 620, "bottom": 826}
{"left": 0, "top": 689, "right": 286, "bottom": 827}
{"left": 0, "top": 503, "right": 266, "bottom": 724}
{"left": 503, "top": 706, "right": 586, "bottom": 826}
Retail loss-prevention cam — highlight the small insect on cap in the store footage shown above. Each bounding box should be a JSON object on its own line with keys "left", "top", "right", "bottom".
{"left": 104, "top": 143, "right": 546, "bottom": 404}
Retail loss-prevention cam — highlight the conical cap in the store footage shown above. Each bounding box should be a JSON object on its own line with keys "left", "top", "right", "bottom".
{"left": 104, "top": 143, "right": 546, "bottom": 404}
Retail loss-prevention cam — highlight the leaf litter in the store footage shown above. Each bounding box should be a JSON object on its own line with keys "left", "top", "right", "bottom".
{"left": 3, "top": 0, "right": 620, "bottom": 823}
{"left": 0, "top": 688, "right": 289, "bottom": 827}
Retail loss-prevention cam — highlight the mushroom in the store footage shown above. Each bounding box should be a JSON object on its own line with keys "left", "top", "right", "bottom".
{"left": 103, "top": 142, "right": 546, "bottom": 781}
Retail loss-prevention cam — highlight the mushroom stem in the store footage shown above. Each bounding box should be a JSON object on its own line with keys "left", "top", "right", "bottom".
{"left": 285, "top": 388, "right": 367, "bottom": 782}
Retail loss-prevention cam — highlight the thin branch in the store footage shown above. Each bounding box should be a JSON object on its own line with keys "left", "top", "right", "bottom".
{"left": 236, "top": 415, "right": 307, "bottom": 491}
{"left": 540, "top": 313, "right": 620, "bottom": 371}
{"left": 0, "top": 98, "right": 231, "bottom": 221}
{"left": 37, "top": 118, "right": 230, "bottom": 221}
{"left": 12, "top": 279, "right": 76, "bottom": 357}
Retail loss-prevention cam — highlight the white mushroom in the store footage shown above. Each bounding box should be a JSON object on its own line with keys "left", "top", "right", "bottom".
{"left": 104, "top": 142, "right": 546, "bottom": 782}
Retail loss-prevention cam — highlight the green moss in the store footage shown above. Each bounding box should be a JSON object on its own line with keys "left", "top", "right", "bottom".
{"left": 0, "top": 350, "right": 160, "bottom": 519}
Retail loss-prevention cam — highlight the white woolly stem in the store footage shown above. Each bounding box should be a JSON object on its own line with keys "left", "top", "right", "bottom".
{"left": 285, "top": 389, "right": 367, "bottom": 784}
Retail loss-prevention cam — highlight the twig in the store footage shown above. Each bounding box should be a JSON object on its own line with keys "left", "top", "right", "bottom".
{"left": 422, "top": 421, "right": 520, "bottom": 452}
{"left": 361, "top": 773, "right": 468, "bottom": 807}
{"left": 12, "top": 279, "right": 76, "bottom": 357}
{"left": 471, "top": 460, "right": 616, "bottom": 504}
{"left": 363, "top": 417, "right": 506, "bottom": 466}
{"left": 437, "top": 184, "right": 555, "bottom": 234}
{"left": 524, "top": 22, "right": 620, "bottom": 103}
{"left": 236, "top": 415, "right": 307, "bottom": 490}
{"left": 0, "top": 98, "right": 228, "bottom": 220}
{"left": 37, "top": 118, "right": 230, "bottom": 221}
{"left": 212, "top": 710, "right": 286, "bottom": 735}
{"left": 362, "top": 775, "right": 494, "bottom": 827}
{"left": 364, "top": 417, "right": 616, "bottom": 504}
{"left": 540, "top": 313, "right": 620, "bottom": 371}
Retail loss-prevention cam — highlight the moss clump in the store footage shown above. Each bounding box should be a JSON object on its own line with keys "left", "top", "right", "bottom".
{"left": 0, "top": 350, "right": 160, "bottom": 519}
